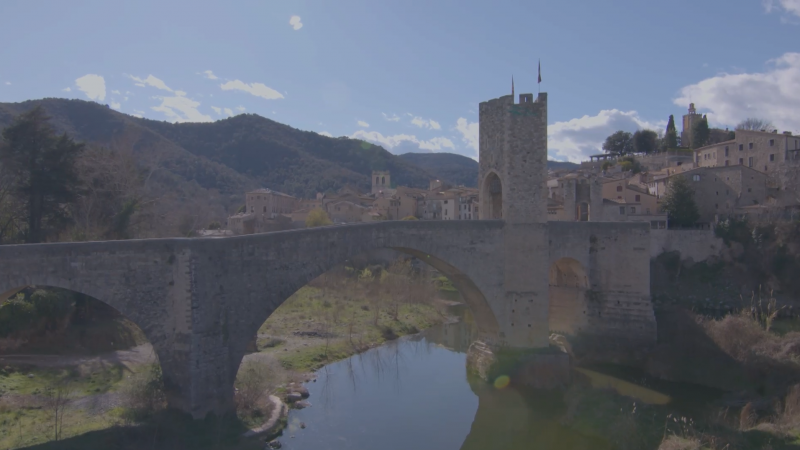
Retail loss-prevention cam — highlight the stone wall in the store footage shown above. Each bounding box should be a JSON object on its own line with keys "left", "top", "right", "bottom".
{"left": 650, "top": 228, "right": 724, "bottom": 262}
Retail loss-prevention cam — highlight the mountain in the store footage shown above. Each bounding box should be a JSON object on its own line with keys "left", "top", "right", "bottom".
{"left": 400, "top": 152, "right": 580, "bottom": 188}
{"left": 0, "top": 99, "right": 439, "bottom": 203}
{"left": 399, "top": 152, "right": 479, "bottom": 187}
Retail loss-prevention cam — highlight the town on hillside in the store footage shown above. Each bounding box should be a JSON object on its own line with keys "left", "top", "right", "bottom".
{"left": 213, "top": 103, "right": 800, "bottom": 237}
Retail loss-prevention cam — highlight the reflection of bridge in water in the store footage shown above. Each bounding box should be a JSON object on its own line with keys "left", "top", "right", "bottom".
{"left": 0, "top": 91, "right": 656, "bottom": 418}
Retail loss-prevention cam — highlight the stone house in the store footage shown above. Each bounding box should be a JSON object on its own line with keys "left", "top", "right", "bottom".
{"left": 601, "top": 178, "right": 660, "bottom": 216}
{"left": 227, "top": 213, "right": 255, "bottom": 235}
{"left": 328, "top": 201, "right": 368, "bottom": 224}
{"left": 694, "top": 129, "right": 800, "bottom": 176}
{"left": 457, "top": 190, "right": 479, "bottom": 220}
{"left": 652, "top": 165, "right": 768, "bottom": 225}
{"left": 245, "top": 188, "right": 297, "bottom": 218}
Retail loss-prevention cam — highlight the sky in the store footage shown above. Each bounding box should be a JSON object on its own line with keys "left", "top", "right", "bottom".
{"left": 1, "top": 0, "right": 799, "bottom": 162}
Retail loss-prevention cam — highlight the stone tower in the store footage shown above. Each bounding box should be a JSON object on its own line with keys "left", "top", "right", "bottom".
{"left": 478, "top": 91, "right": 550, "bottom": 347}
{"left": 371, "top": 170, "right": 391, "bottom": 195}
{"left": 681, "top": 103, "right": 702, "bottom": 148}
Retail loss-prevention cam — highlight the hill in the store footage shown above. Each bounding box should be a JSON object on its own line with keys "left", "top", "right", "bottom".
{"left": 399, "top": 152, "right": 580, "bottom": 188}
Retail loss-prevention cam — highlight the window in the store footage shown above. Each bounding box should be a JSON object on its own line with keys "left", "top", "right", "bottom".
{"left": 646, "top": 208, "right": 651, "bottom": 214}
{"left": 749, "top": 143, "right": 754, "bottom": 150}
{"left": 444, "top": 200, "right": 448, "bottom": 204}
{"left": 748, "top": 157, "right": 753, "bottom": 167}
{"left": 635, "top": 194, "right": 641, "bottom": 201}
{"left": 263, "top": 206, "right": 266, "bottom": 212}
{"left": 770, "top": 154, "right": 775, "bottom": 162}
{"left": 724, "top": 146, "right": 729, "bottom": 156}
{"left": 739, "top": 144, "right": 743, "bottom": 151}
{"left": 770, "top": 139, "right": 775, "bottom": 147}
{"left": 619, "top": 206, "right": 625, "bottom": 215}
{"left": 725, "top": 160, "right": 729, "bottom": 166}
{"left": 715, "top": 204, "right": 719, "bottom": 209}
{"left": 748, "top": 188, "right": 752, "bottom": 193}
{"left": 716, "top": 191, "right": 718, "bottom": 195}
{"left": 692, "top": 174, "right": 700, "bottom": 181}
{"left": 630, "top": 207, "right": 636, "bottom": 214}
{"left": 616, "top": 185, "right": 623, "bottom": 192}
{"left": 250, "top": 206, "right": 254, "bottom": 212}
{"left": 739, "top": 158, "right": 744, "bottom": 165}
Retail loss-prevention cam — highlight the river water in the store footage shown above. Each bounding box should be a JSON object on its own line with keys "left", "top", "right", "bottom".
{"left": 278, "top": 306, "right": 725, "bottom": 450}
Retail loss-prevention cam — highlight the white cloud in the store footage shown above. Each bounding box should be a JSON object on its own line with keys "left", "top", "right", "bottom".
{"left": 110, "top": 101, "right": 121, "bottom": 110}
{"left": 382, "top": 113, "right": 400, "bottom": 122}
{"left": 211, "top": 106, "right": 222, "bottom": 115}
{"left": 123, "top": 96, "right": 129, "bottom": 101}
{"left": 223, "top": 107, "right": 233, "bottom": 116}
{"left": 4, "top": 81, "right": 10, "bottom": 86}
{"left": 236, "top": 106, "right": 246, "bottom": 112}
{"left": 357, "top": 120, "right": 370, "bottom": 128}
{"left": 352, "top": 130, "right": 456, "bottom": 153}
{"left": 673, "top": 52, "right": 800, "bottom": 133}
{"left": 200, "top": 70, "right": 218, "bottom": 80}
{"left": 289, "top": 15, "right": 303, "bottom": 30}
{"left": 62, "top": 87, "right": 71, "bottom": 92}
{"left": 175, "top": 90, "right": 187, "bottom": 96}
{"left": 763, "top": 0, "right": 800, "bottom": 19}
{"left": 111, "top": 89, "right": 121, "bottom": 95}
{"left": 548, "top": 110, "right": 664, "bottom": 163}
{"left": 455, "top": 118, "right": 479, "bottom": 154}
{"left": 131, "top": 109, "right": 145, "bottom": 118}
{"left": 128, "top": 74, "right": 172, "bottom": 92}
{"left": 410, "top": 115, "right": 441, "bottom": 130}
{"left": 75, "top": 74, "right": 106, "bottom": 101}
{"left": 151, "top": 94, "right": 213, "bottom": 123}
{"left": 220, "top": 80, "right": 284, "bottom": 100}
{"left": 134, "top": 83, "right": 145, "bottom": 87}
{"left": 318, "top": 131, "right": 333, "bottom": 137}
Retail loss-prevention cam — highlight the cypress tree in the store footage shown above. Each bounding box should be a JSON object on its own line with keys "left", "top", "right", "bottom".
{"left": 662, "top": 175, "right": 700, "bottom": 228}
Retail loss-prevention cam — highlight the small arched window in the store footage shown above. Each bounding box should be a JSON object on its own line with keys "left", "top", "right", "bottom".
{"left": 381, "top": 176, "right": 385, "bottom": 185}
{"left": 616, "top": 185, "right": 623, "bottom": 192}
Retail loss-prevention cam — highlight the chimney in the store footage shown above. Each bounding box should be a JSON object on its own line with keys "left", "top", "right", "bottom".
{"left": 784, "top": 131, "right": 793, "bottom": 136}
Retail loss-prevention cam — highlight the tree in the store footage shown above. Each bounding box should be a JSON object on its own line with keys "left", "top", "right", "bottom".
{"left": 0, "top": 107, "right": 84, "bottom": 243}
{"left": 618, "top": 156, "right": 642, "bottom": 174}
{"left": 632, "top": 130, "right": 658, "bottom": 155}
{"left": 736, "top": 118, "right": 776, "bottom": 132}
{"left": 665, "top": 115, "right": 678, "bottom": 149}
{"left": 692, "top": 115, "right": 710, "bottom": 149}
{"left": 602, "top": 131, "right": 634, "bottom": 155}
{"left": 306, "top": 208, "right": 332, "bottom": 227}
{"left": 662, "top": 175, "right": 700, "bottom": 228}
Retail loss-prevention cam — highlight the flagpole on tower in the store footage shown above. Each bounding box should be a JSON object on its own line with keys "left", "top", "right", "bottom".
{"left": 538, "top": 59, "right": 542, "bottom": 93}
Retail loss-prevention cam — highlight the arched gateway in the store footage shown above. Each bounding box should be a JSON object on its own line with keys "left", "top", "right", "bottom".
{"left": 0, "top": 91, "right": 656, "bottom": 418}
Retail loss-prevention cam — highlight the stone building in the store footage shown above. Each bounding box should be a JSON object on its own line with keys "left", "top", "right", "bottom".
{"left": 371, "top": 170, "right": 393, "bottom": 195}
{"left": 681, "top": 103, "right": 703, "bottom": 148}
{"left": 245, "top": 188, "right": 297, "bottom": 218}
{"left": 650, "top": 165, "right": 768, "bottom": 225}
{"left": 328, "top": 201, "right": 368, "bottom": 224}
{"left": 458, "top": 190, "right": 479, "bottom": 220}
{"left": 694, "top": 129, "right": 800, "bottom": 176}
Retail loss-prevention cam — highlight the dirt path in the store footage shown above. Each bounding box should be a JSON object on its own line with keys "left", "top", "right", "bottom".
{"left": 0, "top": 344, "right": 156, "bottom": 372}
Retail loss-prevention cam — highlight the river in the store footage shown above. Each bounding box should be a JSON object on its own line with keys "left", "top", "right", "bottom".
{"left": 277, "top": 305, "right": 726, "bottom": 450}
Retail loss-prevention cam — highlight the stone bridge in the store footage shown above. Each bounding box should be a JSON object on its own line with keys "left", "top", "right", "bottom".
{"left": 0, "top": 220, "right": 654, "bottom": 417}
{"left": 0, "top": 91, "right": 656, "bottom": 418}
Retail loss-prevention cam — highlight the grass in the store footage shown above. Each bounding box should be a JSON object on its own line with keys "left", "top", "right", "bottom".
{"left": 257, "top": 283, "right": 444, "bottom": 373}
{"left": 0, "top": 365, "right": 125, "bottom": 397}
{"left": 0, "top": 404, "right": 123, "bottom": 449}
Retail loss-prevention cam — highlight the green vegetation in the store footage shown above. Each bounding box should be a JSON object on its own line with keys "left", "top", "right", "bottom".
{"left": 691, "top": 115, "right": 710, "bottom": 149}
{"left": 618, "top": 156, "right": 643, "bottom": 174}
{"left": 305, "top": 208, "right": 332, "bottom": 227}
{"left": 632, "top": 129, "right": 658, "bottom": 155}
{"left": 602, "top": 130, "right": 634, "bottom": 155}
{"left": 661, "top": 175, "right": 699, "bottom": 228}
{"left": 664, "top": 115, "right": 679, "bottom": 149}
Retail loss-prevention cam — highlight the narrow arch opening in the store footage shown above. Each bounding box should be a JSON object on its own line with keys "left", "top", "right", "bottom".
{"left": 576, "top": 202, "right": 590, "bottom": 222}
{"left": 482, "top": 172, "right": 503, "bottom": 219}
{"left": 548, "top": 258, "right": 590, "bottom": 335}
{"left": 232, "top": 248, "right": 499, "bottom": 425}
{"left": 0, "top": 286, "right": 165, "bottom": 442}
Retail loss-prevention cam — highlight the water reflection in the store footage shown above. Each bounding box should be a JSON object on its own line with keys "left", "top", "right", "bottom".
{"left": 279, "top": 305, "right": 720, "bottom": 450}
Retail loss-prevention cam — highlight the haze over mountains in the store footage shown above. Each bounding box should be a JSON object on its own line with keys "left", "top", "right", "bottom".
{"left": 0, "top": 98, "right": 577, "bottom": 210}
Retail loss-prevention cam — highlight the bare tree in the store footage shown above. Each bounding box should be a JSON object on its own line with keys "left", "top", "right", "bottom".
{"left": 44, "top": 379, "right": 75, "bottom": 441}
{"left": 736, "top": 118, "right": 777, "bottom": 132}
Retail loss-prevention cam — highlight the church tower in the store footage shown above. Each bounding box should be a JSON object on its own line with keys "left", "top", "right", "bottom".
{"left": 681, "top": 103, "right": 702, "bottom": 148}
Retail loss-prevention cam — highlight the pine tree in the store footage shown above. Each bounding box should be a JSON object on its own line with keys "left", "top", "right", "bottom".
{"left": 0, "top": 106, "right": 84, "bottom": 243}
{"left": 662, "top": 175, "right": 700, "bottom": 228}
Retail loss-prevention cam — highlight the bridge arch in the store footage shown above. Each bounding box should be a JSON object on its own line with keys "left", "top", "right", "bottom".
{"left": 226, "top": 225, "right": 505, "bottom": 394}
{"left": 480, "top": 170, "right": 503, "bottom": 219}
{"left": 548, "top": 257, "right": 589, "bottom": 335}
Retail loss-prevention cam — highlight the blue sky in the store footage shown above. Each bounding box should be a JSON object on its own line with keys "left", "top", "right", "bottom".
{"left": 1, "top": 0, "right": 799, "bottom": 162}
